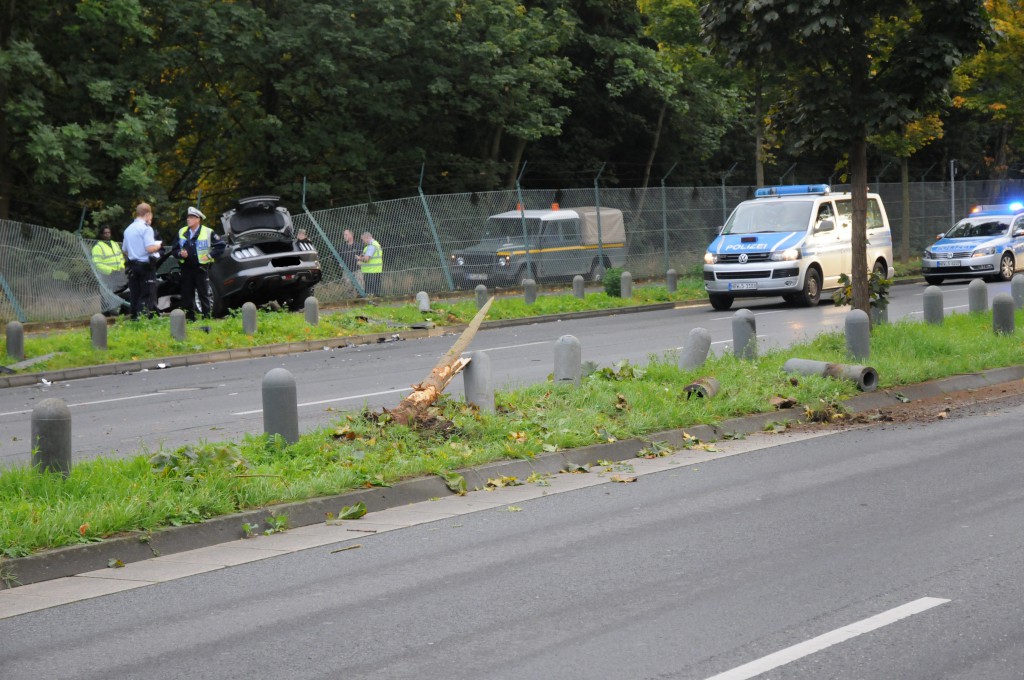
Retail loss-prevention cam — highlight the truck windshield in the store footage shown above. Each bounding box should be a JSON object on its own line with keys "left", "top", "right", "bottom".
{"left": 946, "top": 218, "right": 1010, "bottom": 238}
{"left": 484, "top": 217, "right": 541, "bottom": 240}
{"left": 723, "top": 201, "right": 814, "bottom": 235}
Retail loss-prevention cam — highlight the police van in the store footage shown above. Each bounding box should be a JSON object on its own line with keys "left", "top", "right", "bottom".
{"left": 921, "top": 201, "right": 1024, "bottom": 285}
{"left": 703, "top": 184, "right": 894, "bottom": 311}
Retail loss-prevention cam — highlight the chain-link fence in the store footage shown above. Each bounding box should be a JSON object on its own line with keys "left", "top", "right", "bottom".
{"left": 3, "top": 179, "right": 1023, "bottom": 323}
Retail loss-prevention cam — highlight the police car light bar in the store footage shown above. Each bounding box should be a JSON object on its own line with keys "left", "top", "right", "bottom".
{"left": 970, "top": 201, "right": 1024, "bottom": 215}
{"left": 754, "top": 184, "right": 831, "bottom": 198}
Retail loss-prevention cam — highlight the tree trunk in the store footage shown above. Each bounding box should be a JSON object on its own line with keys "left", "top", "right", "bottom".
{"left": 849, "top": 133, "right": 870, "bottom": 316}
{"left": 388, "top": 296, "right": 494, "bottom": 426}
{"left": 505, "top": 138, "right": 527, "bottom": 189}
{"left": 640, "top": 101, "right": 667, "bottom": 190}
{"left": 754, "top": 75, "right": 765, "bottom": 187}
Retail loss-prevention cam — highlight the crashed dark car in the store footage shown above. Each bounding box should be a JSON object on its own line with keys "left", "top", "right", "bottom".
{"left": 210, "top": 195, "right": 322, "bottom": 316}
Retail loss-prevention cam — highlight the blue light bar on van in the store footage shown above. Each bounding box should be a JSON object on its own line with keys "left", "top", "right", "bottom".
{"left": 754, "top": 184, "right": 830, "bottom": 198}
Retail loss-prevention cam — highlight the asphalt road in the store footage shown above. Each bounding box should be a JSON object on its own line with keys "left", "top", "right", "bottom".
{"left": 2, "top": 390, "right": 1023, "bottom": 679}
{"left": 0, "top": 278, "right": 1011, "bottom": 466}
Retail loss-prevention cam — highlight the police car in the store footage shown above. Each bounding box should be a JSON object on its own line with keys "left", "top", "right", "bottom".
{"left": 921, "top": 202, "right": 1024, "bottom": 285}
{"left": 703, "top": 184, "right": 894, "bottom": 311}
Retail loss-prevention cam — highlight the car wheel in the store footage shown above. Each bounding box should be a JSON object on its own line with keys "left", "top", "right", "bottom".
{"left": 795, "top": 268, "right": 821, "bottom": 306}
{"left": 872, "top": 260, "right": 887, "bottom": 279}
{"left": 924, "top": 276, "right": 944, "bottom": 286}
{"left": 998, "top": 253, "right": 1015, "bottom": 281}
{"left": 708, "top": 293, "right": 733, "bottom": 311}
{"left": 210, "top": 284, "right": 228, "bottom": 318}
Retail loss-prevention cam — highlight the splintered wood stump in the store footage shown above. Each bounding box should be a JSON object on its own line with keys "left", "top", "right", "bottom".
{"left": 388, "top": 296, "right": 494, "bottom": 425}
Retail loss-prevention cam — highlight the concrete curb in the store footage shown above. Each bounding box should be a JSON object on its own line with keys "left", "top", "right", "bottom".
{"left": 5, "top": 363, "right": 1021, "bottom": 590}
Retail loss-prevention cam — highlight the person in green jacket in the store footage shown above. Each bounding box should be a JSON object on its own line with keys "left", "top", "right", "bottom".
{"left": 357, "top": 231, "right": 383, "bottom": 297}
{"left": 92, "top": 227, "right": 125, "bottom": 315}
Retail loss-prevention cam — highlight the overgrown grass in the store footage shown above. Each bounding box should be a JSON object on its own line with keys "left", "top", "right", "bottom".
{"left": 2, "top": 307, "right": 1022, "bottom": 558}
{"left": 0, "top": 281, "right": 708, "bottom": 371}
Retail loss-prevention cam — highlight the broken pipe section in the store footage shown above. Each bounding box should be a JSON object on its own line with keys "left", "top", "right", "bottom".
{"left": 783, "top": 358, "right": 879, "bottom": 392}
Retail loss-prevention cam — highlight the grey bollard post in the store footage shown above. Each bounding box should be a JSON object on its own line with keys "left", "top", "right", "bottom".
{"left": 620, "top": 271, "right": 633, "bottom": 298}
{"left": 304, "top": 296, "right": 319, "bottom": 325}
{"left": 262, "top": 368, "right": 299, "bottom": 444}
{"left": 463, "top": 350, "right": 494, "bottom": 412}
{"left": 968, "top": 278, "right": 988, "bottom": 313}
{"left": 992, "top": 293, "right": 1015, "bottom": 335}
{"left": 416, "top": 291, "right": 431, "bottom": 312}
{"left": 732, "top": 309, "right": 756, "bottom": 359}
{"left": 845, "top": 308, "right": 871, "bottom": 361}
{"left": 923, "top": 285, "right": 944, "bottom": 325}
{"left": 242, "top": 301, "right": 258, "bottom": 335}
{"left": 5, "top": 320, "right": 24, "bottom": 361}
{"left": 170, "top": 309, "right": 187, "bottom": 341}
{"left": 90, "top": 313, "right": 108, "bottom": 351}
{"left": 783, "top": 358, "right": 879, "bottom": 392}
{"left": 680, "top": 327, "right": 712, "bottom": 369}
{"left": 572, "top": 275, "right": 585, "bottom": 299}
{"left": 1012, "top": 274, "right": 1024, "bottom": 309}
{"left": 666, "top": 268, "right": 678, "bottom": 293}
{"left": 31, "top": 398, "right": 72, "bottom": 477}
{"left": 523, "top": 278, "right": 537, "bottom": 305}
{"left": 475, "top": 284, "right": 488, "bottom": 310}
{"left": 553, "top": 335, "right": 582, "bottom": 386}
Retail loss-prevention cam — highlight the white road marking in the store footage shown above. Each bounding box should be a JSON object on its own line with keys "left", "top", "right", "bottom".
{"left": 468, "top": 340, "right": 552, "bottom": 354}
{"left": 232, "top": 387, "right": 411, "bottom": 416}
{"left": 704, "top": 597, "right": 950, "bottom": 680}
{"left": 0, "top": 392, "right": 164, "bottom": 418}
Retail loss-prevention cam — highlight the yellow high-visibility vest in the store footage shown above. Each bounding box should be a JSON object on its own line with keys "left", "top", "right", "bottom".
{"left": 91, "top": 240, "right": 125, "bottom": 274}
{"left": 361, "top": 239, "right": 383, "bottom": 273}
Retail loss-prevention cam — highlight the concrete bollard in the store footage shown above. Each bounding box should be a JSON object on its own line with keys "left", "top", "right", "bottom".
{"left": 572, "top": 275, "right": 585, "bottom": 299}
{"left": 242, "top": 301, "right": 258, "bottom": 335}
{"left": 620, "top": 271, "right": 633, "bottom": 298}
{"left": 684, "top": 376, "right": 719, "bottom": 399}
{"left": 463, "top": 350, "right": 494, "bottom": 412}
{"left": 553, "top": 335, "right": 582, "bottom": 386}
{"left": 680, "top": 327, "right": 712, "bottom": 369}
{"left": 1012, "top": 274, "right": 1024, "bottom": 309}
{"left": 968, "top": 279, "right": 988, "bottom": 313}
{"left": 90, "top": 313, "right": 108, "bottom": 351}
{"left": 304, "top": 296, "right": 319, "bottom": 326}
{"left": 666, "top": 268, "right": 678, "bottom": 293}
{"left": 170, "top": 309, "right": 187, "bottom": 341}
{"left": 416, "top": 291, "right": 431, "bottom": 312}
{"left": 31, "top": 398, "right": 72, "bottom": 477}
{"left": 923, "top": 286, "right": 944, "bottom": 325}
{"left": 523, "top": 279, "right": 537, "bottom": 305}
{"left": 992, "top": 293, "right": 1015, "bottom": 335}
{"left": 732, "top": 309, "right": 756, "bottom": 360}
{"left": 5, "top": 320, "right": 24, "bottom": 361}
{"left": 475, "top": 284, "right": 488, "bottom": 310}
{"left": 262, "top": 368, "right": 299, "bottom": 444}
{"left": 783, "top": 358, "right": 879, "bottom": 392}
{"left": 845, "top": 309, "right": 870, "bottom": 361}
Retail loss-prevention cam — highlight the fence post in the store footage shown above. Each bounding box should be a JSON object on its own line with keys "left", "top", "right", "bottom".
{"left": 593, "top": 163, "right": 607, "bottom": 279}
{"left": 5, "top": 320, "right": 24, "bottom": 361}
{"left": 263, "top": 368, "right": 299, "bottom": 444}
{"left": 242, "top": 302, "right": 258, "bottom": 335}
{"left": 90, "top": 313, "right": 107, "bottom": 351}
{"left": 661, "top": 162, "right": 678, "bottom": 275}
{"left": 418, "top": 164, "right": 456, "bottom": 291}
{"left": 0, "top": 271, "right": 27, "bottom": 323}
{"left": 304, "top": 296, "right": 319, "bottom": 325}
{"left": 300, "top": 177, "right": 365, "bottom": 297}
{"left": 845, "top": 309, "right": 870, "bottom": 361}
{"left": 732, "top": 309, "right": 756, "bottom": 359}
{"left": 993, "top": 293, "right": 1015, "bottom": 335}
{"left": 463, "top": 350, "right": 494, "bottom": 412}
{"left": 31, "top": 398, "right": 72, "bottom": 477}
{"left": 923, "top": 286, "right": 944, "bottom": 324}
{"left": 553, "top": 335, "right": 582, "bottom": 385}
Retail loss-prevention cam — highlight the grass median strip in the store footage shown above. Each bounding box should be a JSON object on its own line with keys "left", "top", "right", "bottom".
{"left": 2, "top": 305, "right": 1023, "bottom": 561}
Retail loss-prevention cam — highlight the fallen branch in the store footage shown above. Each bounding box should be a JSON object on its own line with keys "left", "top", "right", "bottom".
{"left": 388, "top": 296, "right": 494, "bottom": 425}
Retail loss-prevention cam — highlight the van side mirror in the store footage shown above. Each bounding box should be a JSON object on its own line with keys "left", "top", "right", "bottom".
{"left": 815, "top": 219, "right": 834, "bottom": 233}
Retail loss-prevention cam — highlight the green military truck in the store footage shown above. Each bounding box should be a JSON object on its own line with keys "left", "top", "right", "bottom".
{"left": 449, "top": 205, "right": 627, "bottom": 288}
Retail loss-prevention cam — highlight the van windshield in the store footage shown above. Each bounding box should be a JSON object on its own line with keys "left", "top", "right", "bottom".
{"left": 485, "top": 217, "right": 540, "bottom": 240}
{"left": 945, "top": 217, "right": 1011, "bottom": 239}
{"left": 723, "top": 201, "right": 814, "bottom": 235}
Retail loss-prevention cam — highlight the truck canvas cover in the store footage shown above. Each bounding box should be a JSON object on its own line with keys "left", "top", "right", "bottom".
{"left": 575, "top": 207, "right": 625, "bottom": 245}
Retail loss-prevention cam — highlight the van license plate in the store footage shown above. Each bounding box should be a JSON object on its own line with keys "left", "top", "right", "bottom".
{"left": 729, "top": 282, "right": 757, "bottom": 291}
{"left": 467, "top": 274, "right": 488, "bottom": 280}
{"left": 936, "top": 260, "right": 960, "bottom": 267}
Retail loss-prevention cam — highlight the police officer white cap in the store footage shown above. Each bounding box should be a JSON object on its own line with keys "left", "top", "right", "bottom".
{"left": 187, "top": 206, "right": 206, "bottom": 220}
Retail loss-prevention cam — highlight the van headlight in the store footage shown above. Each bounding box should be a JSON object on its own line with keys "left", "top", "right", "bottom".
{"left": 704, "top": 252, "right": 717, "bottom": 265}
{"left": 497, "top": 256, "right": 510, "bottom": 267}
{"left": 451, "top": 255, "right": 465, "bottom": 266}
{"left": 972, "top": 246, "right": 995, "bottom": 257}
{"left": 770, "top": 248, "right": 801, "bottom": 261}
{"left": 923, "top": 249, "right": 935, "bottom": 259}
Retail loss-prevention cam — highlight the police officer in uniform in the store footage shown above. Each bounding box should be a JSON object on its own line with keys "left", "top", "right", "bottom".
{"left": 122, "top": 203, "right": 162, "bottom": 319}
{"left": 177, "top": 206, "right": 224, "bottom": 320}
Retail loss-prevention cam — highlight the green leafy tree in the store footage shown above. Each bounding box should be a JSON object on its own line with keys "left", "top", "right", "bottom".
{"left": 701, "top": 0, "right": 991, "bottom": 313}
